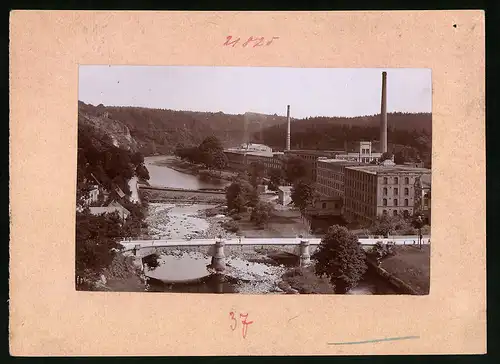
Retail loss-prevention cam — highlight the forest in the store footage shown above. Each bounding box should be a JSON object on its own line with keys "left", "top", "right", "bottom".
{"left": 78, "top": 102, "right": 432, "bottom": 167}
{"left": 258, "top": 113, "right": 432, "bottom": 167}
{"left": 78, "top": 102, "right": 286, "bottom": 156}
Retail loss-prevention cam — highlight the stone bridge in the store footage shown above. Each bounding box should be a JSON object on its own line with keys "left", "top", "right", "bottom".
{"left": 120, "top": 236, "right": 430, "bottom": 272}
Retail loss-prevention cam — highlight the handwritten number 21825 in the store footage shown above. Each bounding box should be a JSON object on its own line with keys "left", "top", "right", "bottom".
{"left": 229, "top": 312, "right": 254, "bottom": 338}
{"left": 224, "top": 36, "right": 279, "bottom": 48}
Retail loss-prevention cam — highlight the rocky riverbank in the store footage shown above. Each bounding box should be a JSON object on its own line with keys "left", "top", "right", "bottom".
{"left": 144, "top": 202, "right": 238, "bottom": 240}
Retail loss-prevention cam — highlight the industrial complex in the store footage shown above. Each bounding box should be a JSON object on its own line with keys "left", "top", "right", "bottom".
{"left": 222, "top": 71, "right": 431, "bottom": 225}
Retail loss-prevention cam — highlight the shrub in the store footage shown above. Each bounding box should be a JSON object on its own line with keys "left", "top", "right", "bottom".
{"left": 232, "top": 214, "right": 242, "bottom": 221}
{"left": 281, "top": 266, "right": 335, "bottom": 294}
{"left": 222, "top": 220, "right": 240, "bottom": 233}
{"left": 369, "top": 241, "right": 396, "bottom": 262}
{"left": 250, "top": 202, "right": 274, "bottom": 228}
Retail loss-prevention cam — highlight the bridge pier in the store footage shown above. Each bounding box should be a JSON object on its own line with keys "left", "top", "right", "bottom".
{"left": 299, "top": 240, "right": 311, "bottom": 267}
{"left": 210, "top": 239, "right": 226, "bottom": 272}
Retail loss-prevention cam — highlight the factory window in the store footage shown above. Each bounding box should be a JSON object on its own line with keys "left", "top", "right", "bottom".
{"left": 394, "top": 177, "right": 399, "bottom": 184}
{"left": 405, "top": 177, "right": 409, "bottom": 184}
{"left": 393, "top": 199, "right": 398, "bottom": 206}
{"left": 394, "top": 188, "right": 398, "bottom": 196}
{"left": 393, "top": 210, "right": 398, "bottom": 216}
{"left": 383, "top": 177, "right": 388, "bottom": 184}
{"left": 383, "top": 209, "right": 388, "bottom": 215}
{"left": 322, "top": 202, "right": 327, "bottom": 209}
{"left": 383, "top": 198, "right": 387, "bottom": 206}
{"left": 404, "top": 199, "right": 409, "bottom": 206}
{"left": 404, "top": 188, "right": 409, "bottom": 196}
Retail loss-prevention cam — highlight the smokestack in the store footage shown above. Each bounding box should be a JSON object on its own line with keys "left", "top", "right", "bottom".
{"left": 380, "top": 72, "right": 388, "bottom": 153}
{"left": 286, "top": 105, "right": 291, "bottom": 151}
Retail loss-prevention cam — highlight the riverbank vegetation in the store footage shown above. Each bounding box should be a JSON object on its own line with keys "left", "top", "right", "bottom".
{"left": 174, "top": 136, "right": 227, "bottom": 170}
{"left": 378, "top": 245, "right": 430, "bottom": 294}
{"left": 355, "top": 215, "right": 431, "bottom": 237}
{"left": 280, "top": 266, "right": 335, "bottom": 294}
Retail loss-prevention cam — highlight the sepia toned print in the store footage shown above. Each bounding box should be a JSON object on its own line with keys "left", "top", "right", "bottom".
{"left": 76, "top": 66, "right": 431, "bottom": 294}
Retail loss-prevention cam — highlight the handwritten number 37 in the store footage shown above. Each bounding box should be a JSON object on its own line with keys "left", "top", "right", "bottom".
{"left": 230, "top": 312, "right": 254, "bottom": 338}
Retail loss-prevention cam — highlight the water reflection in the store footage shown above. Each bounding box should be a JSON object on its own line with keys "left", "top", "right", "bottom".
{"left": 147, "top": 274, "right": 240, "bottom": 293}
{"left": 144, "top": 250, "right": 399, "bottom": 295}
{"left": 145, "top": 252, "right": 211, "bottom": 283}
{"left": 145, "top": 156, "right": 228, "bottom": 190}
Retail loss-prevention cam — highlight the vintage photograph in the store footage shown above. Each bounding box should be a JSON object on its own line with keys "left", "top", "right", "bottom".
{"left": 76, "top": 66, "right": 432, "bottom": 295}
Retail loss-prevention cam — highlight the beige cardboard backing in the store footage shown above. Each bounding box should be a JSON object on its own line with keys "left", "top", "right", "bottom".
{"left": 9, "top": 10, "right": 486, "bottom": 356}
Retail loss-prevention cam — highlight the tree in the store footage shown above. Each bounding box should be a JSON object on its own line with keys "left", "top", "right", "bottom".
{"left": 211, "top": 150, "right": 228, "bottom": 170}
{"left": 225, "top": 180, "right": 258, "bottom": 213}
{"left": 75, "top": 210, "right": 123, "bottom": 287}
{"left": 291, "top": 180, "right": 315, "bottom": 216}
{"left": 370, "top": 214, "right": 414, "bottom": 237}
{"left": 135, "top": 163, "right": 150, "bottom": 181}
{"left": 198, "top": 136, "right": 225, "bottom": 169}
{"left": 174, "top": 143, "right": 185, "bottom": 158}
{"left": 312, "top": 225, "right": 367, "bottom": 293}
{"left": 248, "top": 161, "right": 266, "bottom": 187}
{"left": 379, "top": 152, "right": 394, "bottom": 162}
{"left": 131, "top": 151, "right": 145, "bottom": 165}
{"left": 412, "top": 214, "right": 425, "bottom": 249}
{"left": 267, "top": 180, "right": 279, "bottom": 191}
{"left": 284, "top": 156, "right": 310, "bottom": 184}
{"left": 250, "top": 201, "right": 274, "bottom": 228}
{"left": 269, "top": 168, "right": 284, "bottom": 187}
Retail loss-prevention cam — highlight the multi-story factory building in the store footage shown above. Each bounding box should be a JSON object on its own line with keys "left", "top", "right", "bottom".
{"left": 224, "top": 143, "right": 284, "bottom": 176}
{"left": 283, "top": 150, "right": 340, "bottom": 182}
{"left": 343, "top": 160, "right": 431, "bottom": 224}
{"left": 316, "top": 159, "right": 363, "bottom": 198}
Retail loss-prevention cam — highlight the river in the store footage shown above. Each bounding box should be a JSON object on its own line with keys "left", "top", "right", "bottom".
{"left": 144, "top": 155, "right": 227, "bottom": 189}
{"left": 138, "top": 155, "right": 399, "bottom": 295}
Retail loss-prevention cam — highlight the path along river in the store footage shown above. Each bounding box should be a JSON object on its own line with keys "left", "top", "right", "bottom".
{"left": 135, "top": 156, "right": 398, "bottom": 295}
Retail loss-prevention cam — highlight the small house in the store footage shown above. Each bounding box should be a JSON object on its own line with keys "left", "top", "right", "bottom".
{"left": 277, "top": 186, "right": 293, "bottom": 206}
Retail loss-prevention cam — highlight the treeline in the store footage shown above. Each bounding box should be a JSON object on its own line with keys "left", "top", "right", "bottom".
{"left": 78, "top": 102, "right": 286, "bottom": 156}
{"left": 78, "top": 102, "right": 431, "bottom": 167}
{"left": 174, "top": 136, "right": 228, "bottom": 170}
{"left": 259, "top": 112, "right": 432, "bottom": 167}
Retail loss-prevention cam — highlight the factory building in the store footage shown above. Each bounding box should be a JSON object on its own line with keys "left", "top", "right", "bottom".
{"left": 334, "top": 141, "right": 382, "bottom": 163}
{"left": 224, "top": 143, "right": 284, "bottom": 175}
{"left": 316, "top": 159, "right": 364, "bottom": 199}
{"left": 283, "top": 149, "right": 340, "bottom": 181}
{"left": 343, "top": 160, "right": 431, "bottom": 225}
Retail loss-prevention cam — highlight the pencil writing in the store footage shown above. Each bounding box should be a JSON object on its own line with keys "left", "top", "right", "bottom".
{"left": 223, "top": 36, "right": 279, "bottom": 48}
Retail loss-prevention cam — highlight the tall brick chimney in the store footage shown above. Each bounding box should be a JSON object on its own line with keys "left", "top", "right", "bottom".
{"left": 380, "top": 71, "right": 388, "bottom": 153}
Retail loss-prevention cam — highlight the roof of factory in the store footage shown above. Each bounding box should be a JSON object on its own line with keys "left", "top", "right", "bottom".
{"left": 346, "top": 164, "right": 431, "bottom": 175}
{"left": 317, "top": 158, "right": 364, "bottom": 165}
{"left": 284, "top": 149, "right": 342, "bottom": 155}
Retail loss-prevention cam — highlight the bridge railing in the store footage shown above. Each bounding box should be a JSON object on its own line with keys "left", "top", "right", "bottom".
{"left": 119, "top": 236, "right": 431, "bottom": 251}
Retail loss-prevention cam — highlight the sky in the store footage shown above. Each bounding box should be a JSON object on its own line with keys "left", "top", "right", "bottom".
{"left": 78, "top": 66, "right": 431, "bottom": 119}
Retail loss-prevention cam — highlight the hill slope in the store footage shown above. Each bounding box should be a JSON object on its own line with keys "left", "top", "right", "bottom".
{"left": 259, "top": 112, "right": 431, "bottom": 151}
{"left": 78, "top": 102, "right": 286, "bottom": 155}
